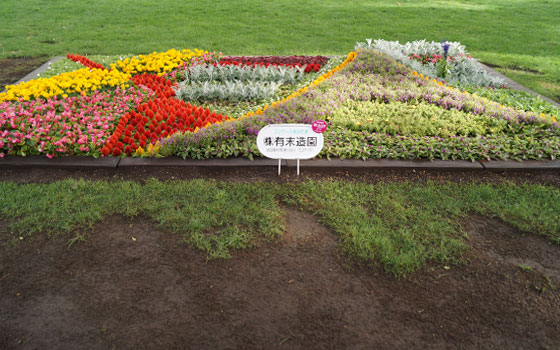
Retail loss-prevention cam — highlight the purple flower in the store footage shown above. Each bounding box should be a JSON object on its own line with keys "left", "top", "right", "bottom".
{"left": 441, "top": 39, "right": 450, "bottom": 58}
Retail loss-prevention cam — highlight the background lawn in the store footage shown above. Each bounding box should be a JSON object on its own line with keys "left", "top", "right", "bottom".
{"left": 0, "top": 0, "right": 559, "bottom": 101}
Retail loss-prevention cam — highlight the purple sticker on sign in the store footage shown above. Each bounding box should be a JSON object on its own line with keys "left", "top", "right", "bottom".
{"left": 312, "top": 120, "right": 327, "bottom": 133}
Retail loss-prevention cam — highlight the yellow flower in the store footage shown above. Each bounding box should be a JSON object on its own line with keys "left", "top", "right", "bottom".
{"left": 114, "top": 48, "right": 208, "bottom": 75}
{"left": 0, "top": 68, "right": 131, "bottom": 102}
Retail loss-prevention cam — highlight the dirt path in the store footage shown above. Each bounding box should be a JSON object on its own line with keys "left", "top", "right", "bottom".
{"left": 1, "top": 207, "right": 559, "bottom": 349}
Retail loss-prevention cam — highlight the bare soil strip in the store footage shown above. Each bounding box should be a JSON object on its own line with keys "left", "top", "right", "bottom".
{"left": 1, "top": 166, "right": 559, "bottom": 188}
{"left": 1, "top": 209, "right": 559, "bottom": 349}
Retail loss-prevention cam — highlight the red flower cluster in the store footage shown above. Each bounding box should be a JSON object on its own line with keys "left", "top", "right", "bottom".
{"left": 409, "top": 53, "right": 457, "bottom": 65}
{"left": 219, "top": 55, "right": 328, "bottom": 72}
{"left": 217, "top": 61, "right": 321, "bottom": 73}
{"left": 101, "top": 73, "right": 228, "bottom": 156}
{"left": 66, "top": 54, "right": 107, "bottom": 70}
{"left": 132, "top": 74, "right": 175, "bottom": 98}
{"left": 221, "top": 55, "right": 328, "bottom": 65}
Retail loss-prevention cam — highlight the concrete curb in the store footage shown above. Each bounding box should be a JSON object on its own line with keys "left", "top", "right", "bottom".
{"left": 480, "top": 159, "right": 560, "bottom": 169}
{"left": 285, "top": 159, "right": 483, "bottom": 169}
{"left": 0, "top": 155, "right": 119, "bottom": 168}
{"left": 117, "top": 158, "right": 285, "bottom": 167}
{"left": 2, "top": 156, "right": 560, "bottom": 171}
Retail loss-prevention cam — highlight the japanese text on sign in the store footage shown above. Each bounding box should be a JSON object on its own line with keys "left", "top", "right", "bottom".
{"left": 256, "top": 124, "right": 324, "bottom": 159}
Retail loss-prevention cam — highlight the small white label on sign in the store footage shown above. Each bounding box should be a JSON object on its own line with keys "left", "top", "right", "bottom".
{"left": 257, "top": 124, "right": 324, "bottom": 160}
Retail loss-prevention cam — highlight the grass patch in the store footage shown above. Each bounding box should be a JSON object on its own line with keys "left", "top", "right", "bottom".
{"left": 1, "top": 179, "right": 559, "bottom": 275}
{"left": 38, "top": 55, "right": 132, "bottom": 78}
{"left": 0, "top": 179, "right": 283, "bottom": 259}
{"left": 0, "top": 0, "right": 559, "bottom": 101}
{"left": 283, "top": 181, "right": 560, "bottom": 276}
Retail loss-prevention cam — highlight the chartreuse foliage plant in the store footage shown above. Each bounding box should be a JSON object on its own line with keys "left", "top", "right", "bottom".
{"left": 454, "top": 84, "right": 560, "bottom": 120}
{"left": 1, "top": 179, "right": 559, "bottom": 276}
{"left": 167, "top": 49, "right": 560, "bottom": 161}
{"left": 330, "top": 100, "right": 510, "bottom": 137}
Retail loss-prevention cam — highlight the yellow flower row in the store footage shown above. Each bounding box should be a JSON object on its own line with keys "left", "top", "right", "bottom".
{"left": 243, "top": 51, "right": 358, "bottom": 118}
{"left": 0, "top": 68, "right": 131, "bottom": 102}
{"left": 111, "top": 48, "right": 207, "bottom": 76}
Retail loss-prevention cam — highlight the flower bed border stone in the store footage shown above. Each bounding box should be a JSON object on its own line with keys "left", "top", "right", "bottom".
{"left": 1, "top": 156, "right": 560, "bottom": 171}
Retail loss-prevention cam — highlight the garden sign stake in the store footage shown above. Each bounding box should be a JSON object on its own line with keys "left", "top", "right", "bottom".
{"left": 257, "top": 123, "right": 325, "bottom": 176}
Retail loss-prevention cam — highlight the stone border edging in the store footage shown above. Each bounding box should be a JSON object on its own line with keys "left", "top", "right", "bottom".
{"left": 480, "top": 159, "right": 560, "bottom": 169}
{"left": 0, "top": 155, "right": 119, "bottom": 168}
{"left": 285, "top": 159, "right": 484, "bottom": 169}
{"left": 117, "top": 158, "right": 285, "bottom": 167}
{"left": 1, "top": 156, "right": 560, "bottom": 170}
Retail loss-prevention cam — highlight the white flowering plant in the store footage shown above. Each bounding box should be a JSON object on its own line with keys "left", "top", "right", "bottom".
{"left": 355, "top": 38, "right": 505, "bottom": 87}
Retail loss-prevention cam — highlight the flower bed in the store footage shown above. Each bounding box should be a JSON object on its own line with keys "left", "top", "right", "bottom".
{"left": 164, "top": 49, "right": 559, "bottom": 161}
{"left": 1, "top": 42, "right": 559, "bottom": 161}
{"left": 101, "top": 74, "right": 228, "bottom": 157}
{"left": 0, "top": 87, "right": 149, "bottom": 157}
{"left": 0, "top": 68, "right": 132, "bottom": 102}
{"left": 0, "top": 48, "right": 334, "bottom": 158}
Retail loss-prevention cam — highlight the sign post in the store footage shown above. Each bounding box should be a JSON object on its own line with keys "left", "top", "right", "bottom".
{"left": 256, "top": 123, "right": 325, "bottom": 176}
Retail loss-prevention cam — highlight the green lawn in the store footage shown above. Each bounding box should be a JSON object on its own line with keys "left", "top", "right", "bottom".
{"left": 0, "top": 0, "right": 559, "bottom": 101}
{"left": 1, "top": 179, "right": 559, "bottom": 276}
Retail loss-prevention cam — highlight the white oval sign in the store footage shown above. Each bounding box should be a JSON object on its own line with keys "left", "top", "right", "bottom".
{"left": 257, "top": 124, "right": 324, "bottom": 160}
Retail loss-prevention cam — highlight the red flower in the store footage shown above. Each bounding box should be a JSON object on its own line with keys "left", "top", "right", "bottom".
{"left": 101, "top": 146, "right": 111, "bottom": 156}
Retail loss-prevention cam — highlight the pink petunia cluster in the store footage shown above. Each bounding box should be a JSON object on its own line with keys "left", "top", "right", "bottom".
{"left": 0, "top": 87, "right": 152, "bottom": 158}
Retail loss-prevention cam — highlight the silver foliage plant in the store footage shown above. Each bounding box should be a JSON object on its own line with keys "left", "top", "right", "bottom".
{"left": 355, "top": 38, "right": 505, "bottom": 87}
{"left": 183, "top": 64, "right": 306, "bottom": 85}
{"left": 174, "top": 80, "right": 282, "bottom": 102}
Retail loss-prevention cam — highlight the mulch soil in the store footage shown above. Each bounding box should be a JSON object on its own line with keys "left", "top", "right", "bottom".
{"left": 0, "top": 58, "right": 47, "bottom": 90}
{"left": 1, "top": 167, "right": 560, "bottom": 349}
{"left": 0, "top": 165, "right": 559, "bottom": 186}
